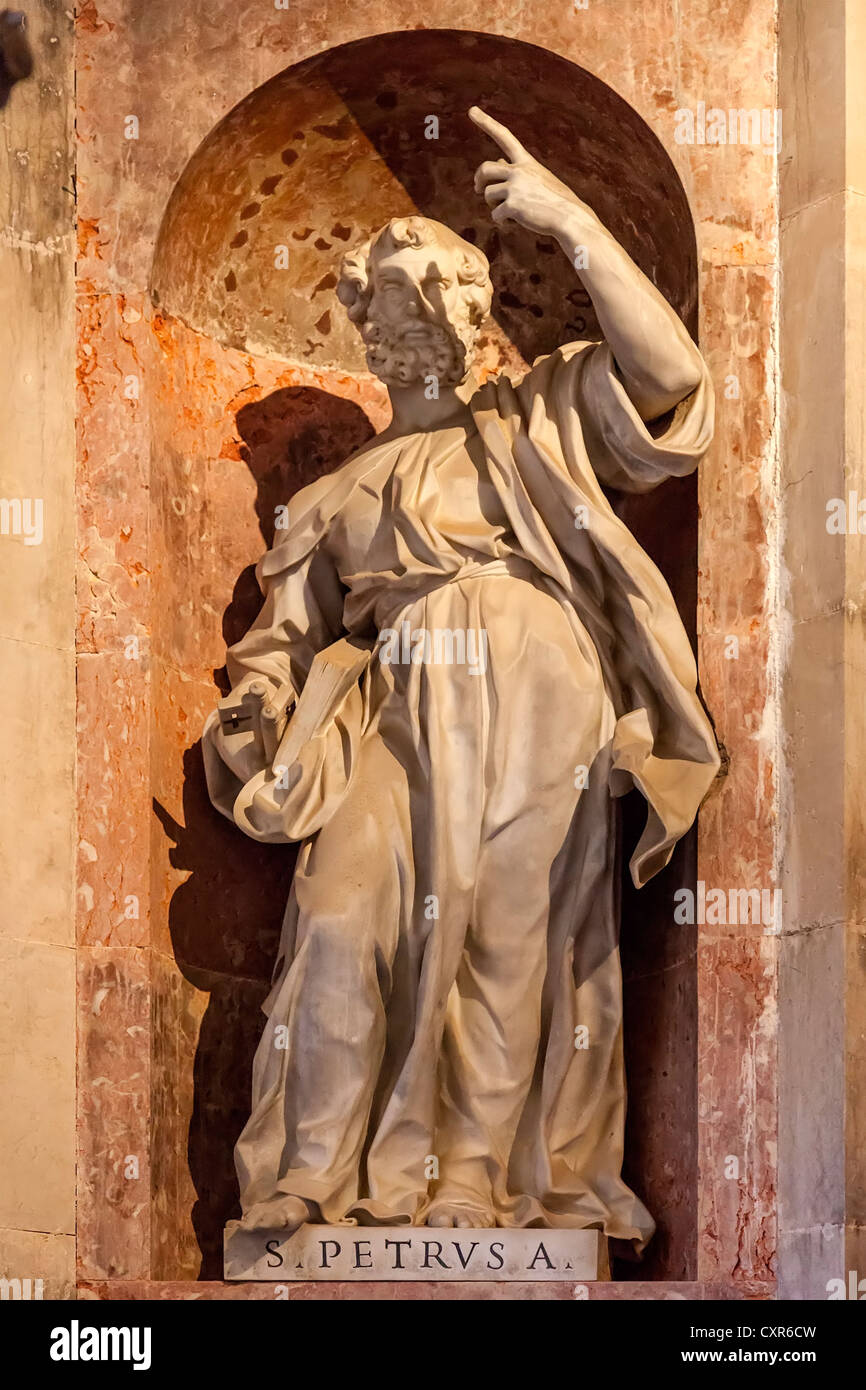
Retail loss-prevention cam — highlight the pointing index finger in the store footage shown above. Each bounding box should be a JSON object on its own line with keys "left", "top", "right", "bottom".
{"left": 468, "top": 106, "right": 527, "bottom": 163}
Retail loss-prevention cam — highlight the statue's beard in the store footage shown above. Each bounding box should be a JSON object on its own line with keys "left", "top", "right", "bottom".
{"left": 361, "top": 314, "right": 471, "bottom": 388}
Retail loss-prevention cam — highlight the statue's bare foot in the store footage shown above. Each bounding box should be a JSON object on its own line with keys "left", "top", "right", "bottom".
{"left": 239, "top": 1194, "right": 312, "bottom": 1233}
{"left": 427, "top": 1202, "right": 496, "bottom": 1229}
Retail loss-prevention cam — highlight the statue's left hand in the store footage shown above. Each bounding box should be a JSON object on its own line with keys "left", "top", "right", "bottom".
{"left": 470, "top": 106, "right": 593, "bottom": 239}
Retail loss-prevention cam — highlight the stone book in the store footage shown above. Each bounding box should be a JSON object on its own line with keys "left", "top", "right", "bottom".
{"left": 272, "top": 636, "right": 372, "bottom": 773}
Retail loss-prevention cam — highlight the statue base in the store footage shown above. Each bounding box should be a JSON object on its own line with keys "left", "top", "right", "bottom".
{"left": 224, "top": 1220, "right": 601, "bottom": 1282}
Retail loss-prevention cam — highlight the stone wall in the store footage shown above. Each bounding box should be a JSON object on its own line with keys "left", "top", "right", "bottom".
{"left": 5, "top": 0, "right": 833, "bottom": 1299}
{"left": 72, "top": 0, "right": 780, "bottom": 1296}
{"left": 778, "top": 0, "right": 866, "bottom": 1298}
{"left": 0, "top": 0, "right": 76, "bottom": 1301}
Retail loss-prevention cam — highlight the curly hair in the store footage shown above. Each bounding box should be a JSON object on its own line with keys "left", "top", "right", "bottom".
{"left": 337, "top": 216, "right": 493, "bottom": 332}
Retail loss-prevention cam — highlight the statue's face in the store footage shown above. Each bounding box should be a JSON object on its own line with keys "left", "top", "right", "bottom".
{"left": 367, "top": 244, "right": 464, "bottom": 332}
{"left": 361, "top": 243, "right": 473, "bottom": 388}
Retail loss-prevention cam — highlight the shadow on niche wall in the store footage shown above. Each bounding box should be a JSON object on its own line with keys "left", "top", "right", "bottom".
{"left": 155, "top": 386, "right": 374, "bottom": 1279}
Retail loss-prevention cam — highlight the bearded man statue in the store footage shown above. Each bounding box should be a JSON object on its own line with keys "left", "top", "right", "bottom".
{"left": 203, "top": 108, "right": 719, "bottom": 1251}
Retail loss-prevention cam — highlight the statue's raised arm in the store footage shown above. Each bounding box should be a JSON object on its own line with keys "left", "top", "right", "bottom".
{"left": 470, "top": 106, "right": 704, "bottom": 421}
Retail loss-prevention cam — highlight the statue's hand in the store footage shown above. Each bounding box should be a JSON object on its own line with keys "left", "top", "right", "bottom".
{"left": 470, "top": 108, "right": 704, "bottom": 419}
{"left": 470, "top": 106, "right": 593, "bottom": 240}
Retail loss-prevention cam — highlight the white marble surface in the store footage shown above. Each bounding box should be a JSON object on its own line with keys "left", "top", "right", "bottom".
{"left": 225, "top": 1222, "right": 599, "bottom": 1282}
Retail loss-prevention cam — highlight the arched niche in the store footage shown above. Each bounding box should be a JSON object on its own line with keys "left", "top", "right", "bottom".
{"left": 151, "top": 29, "right": 697, "bottom": 371}
{"left": 148, "top": 28, "right": 701, "bottom": 1282}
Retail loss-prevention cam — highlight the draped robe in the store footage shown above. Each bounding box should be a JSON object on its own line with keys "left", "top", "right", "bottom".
{"left": 203, "top": 340, "right": 719, "bottom": 1247}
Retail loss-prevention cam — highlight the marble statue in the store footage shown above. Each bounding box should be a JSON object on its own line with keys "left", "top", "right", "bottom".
{"left": 203, "top": 108, "right": 719, "bottom": 1253}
